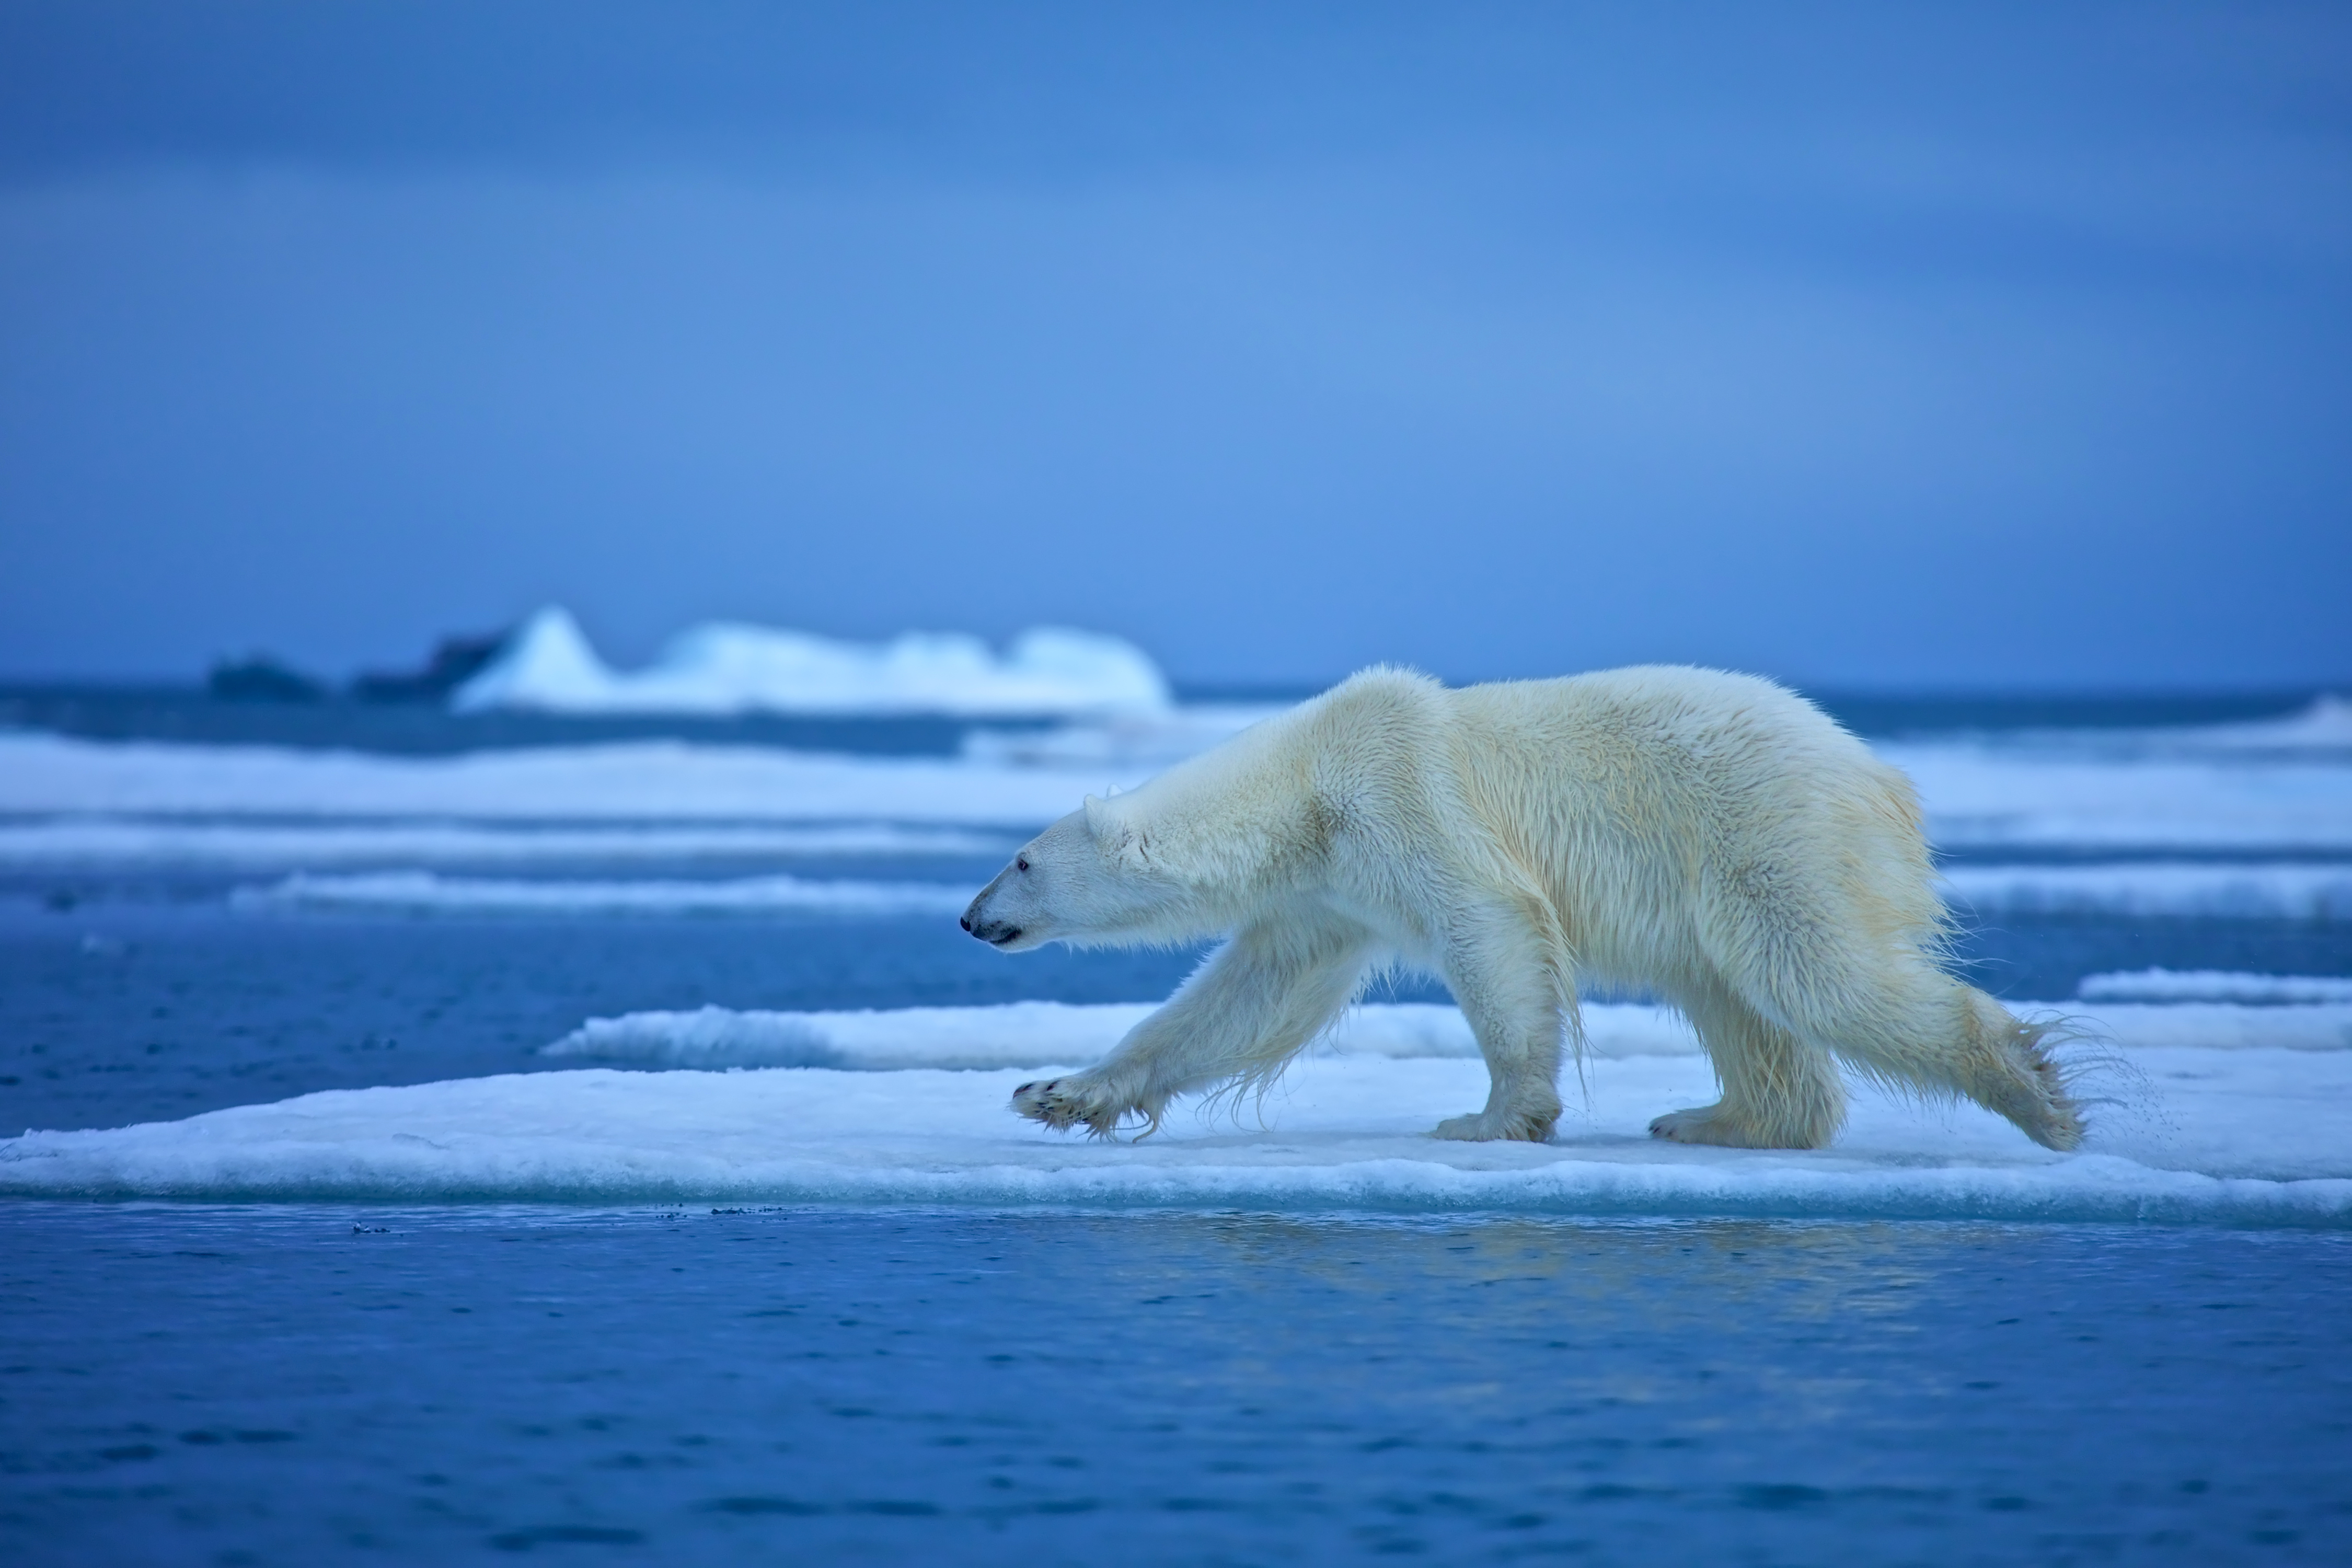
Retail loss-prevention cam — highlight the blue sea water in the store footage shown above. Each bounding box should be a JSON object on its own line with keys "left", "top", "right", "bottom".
{"left": 5, "top": 1205, "right": 2349, "bottom": 1566}
{"left": 3, "top": 692, "right": 2350, "bottom": 1564}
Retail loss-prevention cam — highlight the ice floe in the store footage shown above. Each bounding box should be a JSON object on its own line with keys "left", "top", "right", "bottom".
{"left": 2079, "top": 969, "right": 2352, "bottom": 1005}
{"left": 454, "top": 607, "right": 1171, "bottom": 717}
{"left": 4, "top": 1046, "right": 2345, "bottom": 1223}
{"left": 1943, "top": 862, "right": 2352, "bottom": 920}
{"left": 234, "top": 870, "right": 971, "bottom": 917}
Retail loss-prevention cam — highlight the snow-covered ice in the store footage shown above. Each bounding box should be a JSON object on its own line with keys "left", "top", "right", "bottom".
{"left": 4, "top": 1046, "right": 2345, "bottom": 1222}
{"left": 455, "top": 607, "right": 1171, "bottom": 717}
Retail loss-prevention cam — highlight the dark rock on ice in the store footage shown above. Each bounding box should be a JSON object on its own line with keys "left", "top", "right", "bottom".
{"left": 207, "top": 655, "right": 328, "bottom": 702}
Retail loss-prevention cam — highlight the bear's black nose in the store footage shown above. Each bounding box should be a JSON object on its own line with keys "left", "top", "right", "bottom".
{"left": 959, "top": 916, "right": 972, "bottom": 932}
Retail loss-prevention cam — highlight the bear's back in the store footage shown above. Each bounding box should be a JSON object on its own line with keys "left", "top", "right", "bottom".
{"left": 1438, "top": 665, "right": 1916, "bottom": 864}
{"left": 1446, "top": 665, "right": 1863, "bottom": 774}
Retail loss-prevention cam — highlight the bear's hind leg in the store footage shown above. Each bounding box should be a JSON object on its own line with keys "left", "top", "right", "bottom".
{"left": 1812, "top": 976, "right": 2084, "bottom": 1151}
{"left": 1651, "top": 986, "right": 1844, "bottom": 1149}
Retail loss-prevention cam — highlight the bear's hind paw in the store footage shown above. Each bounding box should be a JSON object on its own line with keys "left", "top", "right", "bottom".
{"left": 1648, "top": 1103, "right": 1829, "bottom": 1150}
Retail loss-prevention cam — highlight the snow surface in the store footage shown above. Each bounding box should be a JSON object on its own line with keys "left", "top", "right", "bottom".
{"left": 233, "top": 871, "right": 972, "bottom": 916}
{"left": 4, "top": 1047, "right": 2345, "bottom": 1223}
{"left": 0, "top": 818, "right": 1011, "bottom": 866}
{"left": 538, "top": 998, "right": 2352, "bottom": 1071}
{"left": 1942, "top": 862, "right": 2352, "bottom": 920}
{"left": 2079, "top": 969, "right": 2352, "bottom": 1005}
{"left": 454, "top": 607, "right": 1171, "bottom": 717}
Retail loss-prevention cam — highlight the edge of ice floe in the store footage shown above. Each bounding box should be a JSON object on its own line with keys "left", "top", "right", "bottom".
{"left": 3, "top": 1066, "right": 2344, "bottom": 1227}
{"left": 4, "top": 1140, "right": 2344, "bottom": 1227}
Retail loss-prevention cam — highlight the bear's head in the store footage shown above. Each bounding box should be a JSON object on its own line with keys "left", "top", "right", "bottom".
{"left": 959, "top": 793, "right": 1207, "bottom": 952}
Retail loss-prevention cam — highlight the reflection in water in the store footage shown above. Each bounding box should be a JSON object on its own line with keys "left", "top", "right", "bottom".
{"left": 2, "top": 1205, "right": 2344, "bottom": 1565}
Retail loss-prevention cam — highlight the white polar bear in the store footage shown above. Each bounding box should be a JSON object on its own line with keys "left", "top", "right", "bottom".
{"left": 961, "top": 665, "right": 2083, "bottom": 1151}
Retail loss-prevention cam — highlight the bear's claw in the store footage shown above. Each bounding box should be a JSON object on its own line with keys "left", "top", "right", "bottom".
{"left": 1010, "top": 1076, "right": 1131, "bottom": 1138}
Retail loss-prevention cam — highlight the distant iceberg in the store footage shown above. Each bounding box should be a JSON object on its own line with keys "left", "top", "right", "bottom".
{"left": 453, "top": 607, "right": 1172, "bottom": 717}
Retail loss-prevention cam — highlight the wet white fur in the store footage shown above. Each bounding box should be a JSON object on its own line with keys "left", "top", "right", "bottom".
{"left": 964, "top": 666, "right": 2083, "bottom": 1150}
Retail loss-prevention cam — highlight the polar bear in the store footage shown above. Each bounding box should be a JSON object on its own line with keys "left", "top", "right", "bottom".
{"left": 961, "top": 665, "right": 2082, "bottom": 1151}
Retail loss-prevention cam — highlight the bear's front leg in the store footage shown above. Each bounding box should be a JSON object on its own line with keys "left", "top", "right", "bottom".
{"left": 1010, "top": 1070, "right": 1150, "bottom": 1138}
{"left": 1432, "top": 898, "right": 1570, "bottom": 1143}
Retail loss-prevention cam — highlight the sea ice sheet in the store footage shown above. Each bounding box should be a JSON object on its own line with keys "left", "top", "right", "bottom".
{"left": 6, "top": 1033, "right": 2346, "bottom": 1223}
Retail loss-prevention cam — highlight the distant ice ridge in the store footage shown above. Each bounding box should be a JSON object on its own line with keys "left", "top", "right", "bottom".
{"left": 543, "top": 999, "right": 2352, "bottom": 1070}
{"left": 454, "top": 607, "right": 1171, "bottom": 717}
{"left": 0, "top": 818, "right": 1010, "bottom": 867}
{"left": 1941, "top": 863, "right": 2352, "bottom": 920}
{"left": 2080, "top": 969, "right": 2352, "bottom": 1005}
{"left": 5, "top": 1049, "right": 2346, "bottom": 1220}
{"left": 235, "top": 871, "right": 971, "bottom": 916}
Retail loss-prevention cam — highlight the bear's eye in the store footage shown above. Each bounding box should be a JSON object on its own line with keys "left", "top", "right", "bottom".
{"left": 1016, "top": 856, "right": 1030, "bottom": 872}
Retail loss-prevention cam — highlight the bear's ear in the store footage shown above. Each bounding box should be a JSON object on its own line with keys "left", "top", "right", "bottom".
{"left": 1082, "top": 793, "right": 1152, "bottom": 874}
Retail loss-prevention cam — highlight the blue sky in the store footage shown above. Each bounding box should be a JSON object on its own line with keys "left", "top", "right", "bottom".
{"left": 1, "top": 2, "right": 2345, "bottom": 688}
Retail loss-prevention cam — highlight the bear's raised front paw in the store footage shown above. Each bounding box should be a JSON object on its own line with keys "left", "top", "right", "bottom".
{"left": 1009, "top": 1076, "right": 1129, "bottom": 1138}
